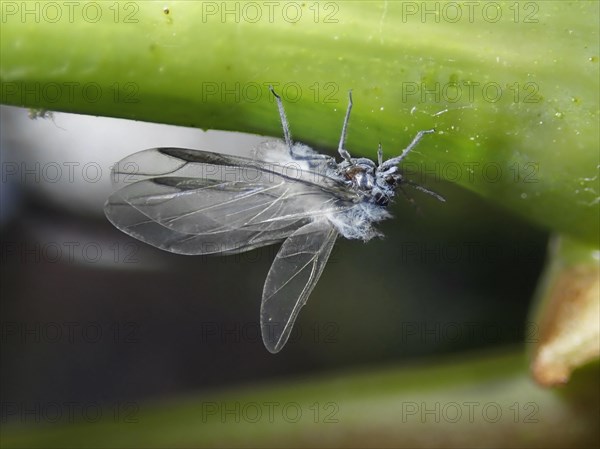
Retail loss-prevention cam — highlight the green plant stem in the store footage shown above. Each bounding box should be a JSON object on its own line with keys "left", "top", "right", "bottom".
{"left": 1, "top": 349, "right": 598, "bottom": 448}
{"left": 1, "top": 1, "right": 598, "bottom": 244}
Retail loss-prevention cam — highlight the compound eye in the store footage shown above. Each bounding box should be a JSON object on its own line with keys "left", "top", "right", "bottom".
{"left": 374, "top": 191, "right": 389, "bottom": 206}
{"left": 385, "top": 175, "right": 395, "bottom": 185}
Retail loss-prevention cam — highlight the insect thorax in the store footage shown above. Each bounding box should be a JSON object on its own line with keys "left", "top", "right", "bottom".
{"left": 340, "top": 159, "right": 399, "bottom": 207}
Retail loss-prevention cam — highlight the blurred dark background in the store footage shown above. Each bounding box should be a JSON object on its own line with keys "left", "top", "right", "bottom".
{"left": 1, "top": 106, "right": 547, "bottom": 416}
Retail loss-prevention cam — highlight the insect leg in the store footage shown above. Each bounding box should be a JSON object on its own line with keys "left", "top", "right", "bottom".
{"left": 404, "top": 179, "right": 446, "bottom": 202}
{"left": 269, "top": 86, "right": 294, "bottom": 156}
{"left": 380, "top": 129, "right": 435, "bottom": 170}
{"left": 337, "top": 90, "right": 353, "bottom": 163}
{"left": 269, "top": 86, "right": 334, "bottom": 163}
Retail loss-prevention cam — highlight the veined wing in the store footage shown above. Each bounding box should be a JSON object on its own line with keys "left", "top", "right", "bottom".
{"left": 105, "top": 147, "right": 357, "bottom": 255}
{"left": 105, "top": 188, "right": 305, "bottom": 255}
{"left": 261, "top": 219, "right": 337, "bottom": 353}
{"left": 107, "top": 175, "right": 349, "bottom": 234}
{"left": 105, "top": 173, "right": 350, "bottom": 255}
{"left": 111, "top": 147, "right": 351, "bottom": 198}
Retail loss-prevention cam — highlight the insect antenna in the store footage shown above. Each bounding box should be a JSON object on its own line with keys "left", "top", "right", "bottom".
{"left": 397, "top": 129, "right": 436, "bottom": 163}
{"left": 337, "top": 90, "right": 353, "bottom": 163}
{"left": 380, "top": 129, "right": 436, "bottom": 170}
{"left": 269, "top": 85, "right": 294, "bottom": 156}
{"left": 404, "top": 179, "right": 446, "bottom": 202}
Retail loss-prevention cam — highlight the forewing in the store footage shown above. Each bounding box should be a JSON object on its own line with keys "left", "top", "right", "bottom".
{"left": 105, "top": 188, "right": 304, "bottom": 255}
{"left": 105, "top": 174, "right": 348, "bottom": 254}
{"left": 105, "top": 148, "right": 356, "bottom": 254}
{"left": 105, "top": 147, "right": 354, "bottom": 255}
{"left": 260, "top": 220, "right": 338, "bottom": 353}
{"left": 111, "top": 147, "right": 351, "bottom": 197}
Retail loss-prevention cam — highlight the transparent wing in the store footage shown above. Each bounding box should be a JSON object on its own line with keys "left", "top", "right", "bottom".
{"left": 105, "top": 175, "right": 348, "bottom": 255}
{"left": 105, "top": 148, "right": 356, "bottom": 255}
{"left": 261, "top": 220, "right": 338, "bottom": 353}
{"left": 110, "top": 147, "right": 350, "bottom": 197}
{"left": 105, "top": 185, "right": 305, "bottom": 255}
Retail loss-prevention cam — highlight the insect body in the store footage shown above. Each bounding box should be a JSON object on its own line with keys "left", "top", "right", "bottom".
{"left": 104, "top": 87, "right": 444, "bottom": 353}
